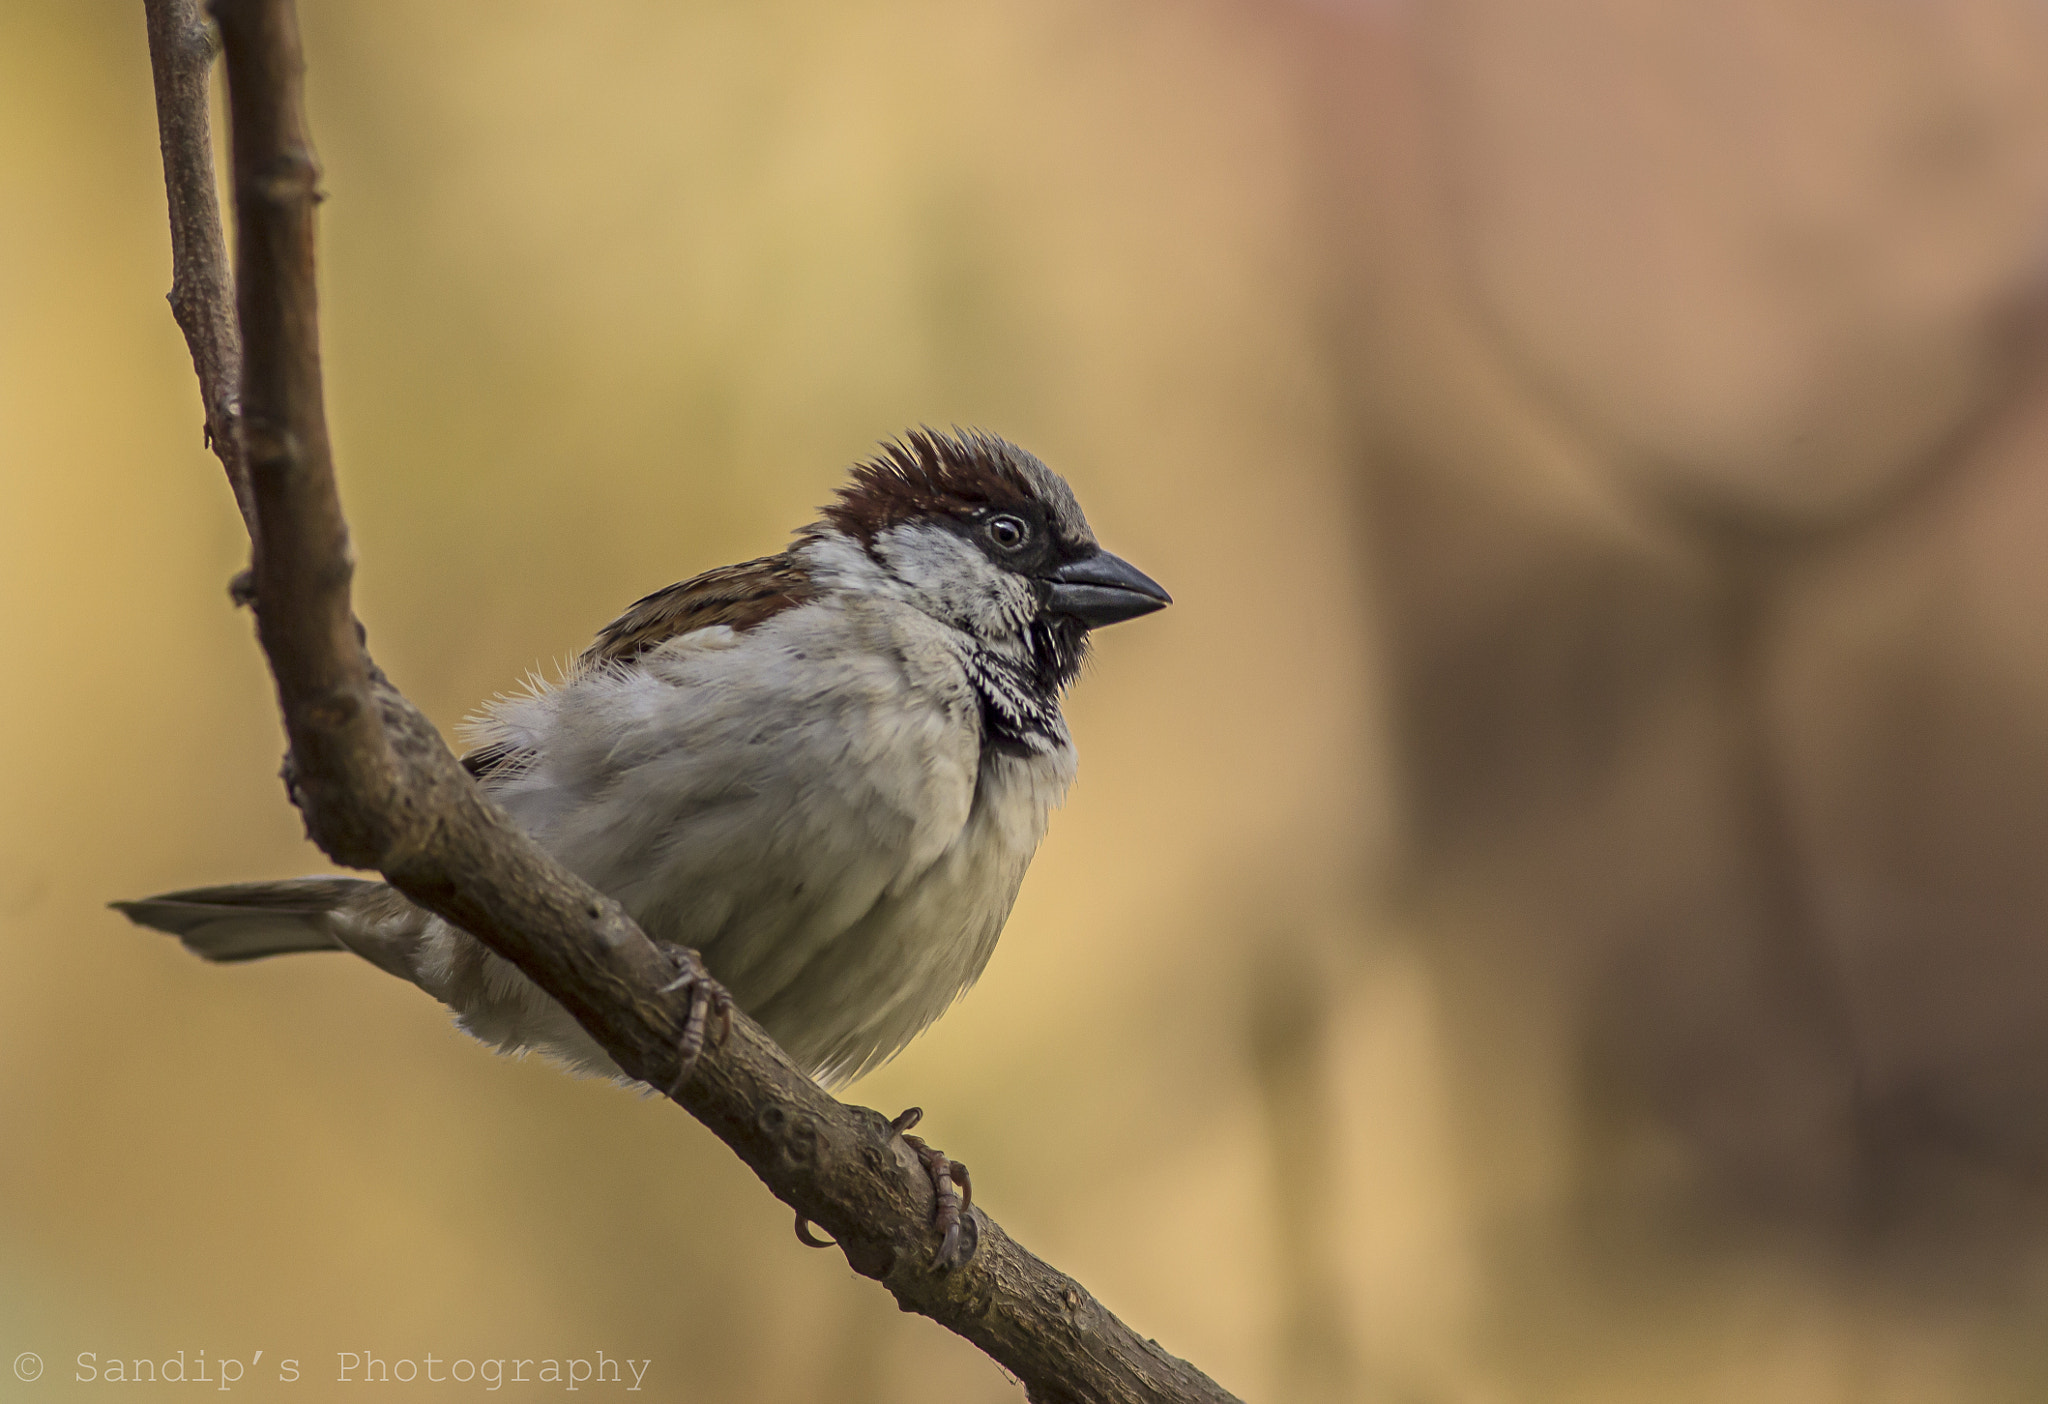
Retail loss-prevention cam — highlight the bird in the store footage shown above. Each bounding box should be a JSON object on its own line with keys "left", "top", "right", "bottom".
{"left": 116, "top": 426, "right": 1169, "bottom": 1099}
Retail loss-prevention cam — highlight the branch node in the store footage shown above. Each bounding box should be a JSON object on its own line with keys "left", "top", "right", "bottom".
{"left": 255, "top": 150, "right": 322, "bottom": 205}
{"left": 241, "top": 422, "right": 298, "bottom": 475}
{"left": 178, "top": 12, "right": 220, "bottom": 63}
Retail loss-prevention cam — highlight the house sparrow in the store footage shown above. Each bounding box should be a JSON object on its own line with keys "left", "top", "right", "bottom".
{"left": 117, "top": 426, "right": 1168, "bottom": 1098}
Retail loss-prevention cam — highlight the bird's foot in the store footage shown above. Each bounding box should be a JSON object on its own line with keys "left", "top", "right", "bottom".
{"left": 891, "top": 1106, "right": 975, "bottom": 1269}
{"left": 787, "top": 1106, "right": 977, "bottom": 1265}
{"left": 656, "top": 943, "right": 734, "bottom": 1096}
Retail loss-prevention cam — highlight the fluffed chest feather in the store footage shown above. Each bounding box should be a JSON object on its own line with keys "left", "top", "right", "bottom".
{"left": 448, "top": 595, "right": 1076, "bottom": 1083}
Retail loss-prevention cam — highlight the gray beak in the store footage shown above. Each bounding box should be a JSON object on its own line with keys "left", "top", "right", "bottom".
{"left": 1044, "top": 550, "right": 1172, "bottom": 627}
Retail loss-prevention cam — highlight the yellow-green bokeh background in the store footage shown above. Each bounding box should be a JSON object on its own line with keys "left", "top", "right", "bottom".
{"left": 16, "top": 2, "right": 2048, "bottom": 1402}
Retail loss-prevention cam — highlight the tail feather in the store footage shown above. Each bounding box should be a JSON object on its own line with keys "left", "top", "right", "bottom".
{"left": 114, "top": 877, "right": 625, "bottom": 1080}
{"left": 113, "top": 877, "right": 393, "bottom": 966}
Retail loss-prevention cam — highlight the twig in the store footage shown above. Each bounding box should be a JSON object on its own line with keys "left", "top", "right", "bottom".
{"left": 144, "top": 0, "right": 251, "bottom": 531}
{"left": 144, "top": 4, "right": 1243, "bottom": 1401}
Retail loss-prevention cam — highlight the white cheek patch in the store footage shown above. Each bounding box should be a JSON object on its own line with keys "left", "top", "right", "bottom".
{"left": 873, "top": 521, "right": 985, "bottom": 590}
{"left": 872, "top": 522, "right": 1036, "bottom": 642}
{"left": 796, "top": 531, "right": 890, "bottom": 593}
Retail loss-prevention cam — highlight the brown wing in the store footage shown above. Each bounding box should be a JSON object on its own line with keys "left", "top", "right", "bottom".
{"left": 580, "top": 552, "right": 817, "bottom": 668}
{"left": 459, "top": 553, "right": 816, "bottom": 782}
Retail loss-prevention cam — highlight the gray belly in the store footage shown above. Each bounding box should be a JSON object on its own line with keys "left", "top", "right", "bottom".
{"left": 691, "top": 747, "right": 1071, "bottom": 1086}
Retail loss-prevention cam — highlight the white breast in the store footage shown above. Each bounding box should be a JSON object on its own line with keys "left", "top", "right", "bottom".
{"left": 754, "top": 740, "right": 1076, "bottom": 1084}
{"left": 438, "top": 593, "right": 1077, "bottom": 1085}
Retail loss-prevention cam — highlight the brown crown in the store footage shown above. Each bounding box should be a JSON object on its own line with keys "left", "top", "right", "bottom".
{"left": 819, "top": 428, "right": 1048, "bottom": 541}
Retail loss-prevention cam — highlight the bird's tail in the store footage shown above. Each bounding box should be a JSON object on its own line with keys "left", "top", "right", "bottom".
{"left": 117, "top": 876, "right": 634, "bottom": 1080}
{"left": 112, "top": 877, "right": 431, "bottom": 984}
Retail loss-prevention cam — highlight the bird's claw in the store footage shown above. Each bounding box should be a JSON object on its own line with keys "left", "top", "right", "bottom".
{"left": 890, "top": 1106, "right": 975, "bottom": 1269}
{"left": 656, "top": 944, "right": 734, "bottom": 1097}
{"left": 793, "top": 1212, "right": 834, "bottom": 1249}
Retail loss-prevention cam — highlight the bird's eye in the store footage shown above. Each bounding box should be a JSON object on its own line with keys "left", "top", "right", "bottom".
{"left": 987, "top": 515, "right": 1029, "bottom": 549}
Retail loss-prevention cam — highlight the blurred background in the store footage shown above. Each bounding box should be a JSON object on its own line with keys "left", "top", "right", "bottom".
{"left": 7, "top": 0, "right": 2048, "bottom": 1399}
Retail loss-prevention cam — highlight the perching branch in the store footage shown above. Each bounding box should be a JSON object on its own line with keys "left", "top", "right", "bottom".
{"left": 140, "top": 4, "right": 1242, "bottom": 1402}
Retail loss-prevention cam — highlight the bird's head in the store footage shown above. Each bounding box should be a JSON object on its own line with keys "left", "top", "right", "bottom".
{"left": 805, "top": 428, "right": 1170, "bottom": 693}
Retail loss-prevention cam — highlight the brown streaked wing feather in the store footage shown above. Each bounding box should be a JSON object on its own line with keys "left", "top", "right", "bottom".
{"left": 458, "top": 554, "right": 815, "bottom": 783}
{"left": 581, "top": 552, "right": 816, "bottom": 668}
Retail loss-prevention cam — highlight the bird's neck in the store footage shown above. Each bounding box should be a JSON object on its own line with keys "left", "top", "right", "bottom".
{"left": 794, "top": 528, "right": 1086, "bottom": 756}
{"left": 964, "top": 616, "right": 1087, "bottom": 759}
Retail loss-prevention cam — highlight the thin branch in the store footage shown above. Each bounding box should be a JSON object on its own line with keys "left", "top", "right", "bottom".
{"left": 145, "top": 4, "right": 1242, "bottom": 1401}
{"left": 144, "top": 0, "right": 252, "bottom": 531}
